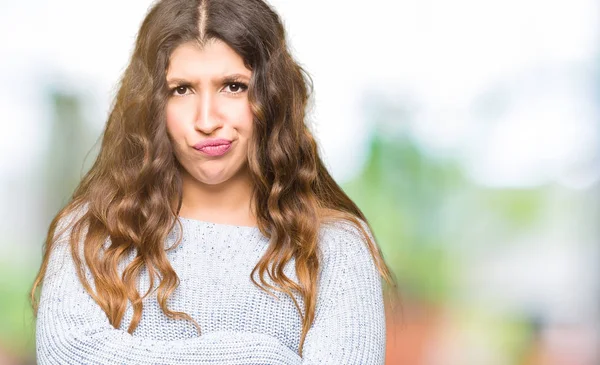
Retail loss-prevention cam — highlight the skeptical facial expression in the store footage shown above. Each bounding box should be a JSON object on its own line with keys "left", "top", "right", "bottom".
{"left": 165, "top": 39, "right": 253, "bottom": 186}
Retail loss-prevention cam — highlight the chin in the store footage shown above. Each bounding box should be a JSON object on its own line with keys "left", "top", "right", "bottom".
{"left": 193, "top": 170, "right": 234, "bottom": 186}
{"left": 193, "top": 175, "right": 227, "bottom": 186}
{"left": 183, "top": 162, "right": 247, "bottom": 186}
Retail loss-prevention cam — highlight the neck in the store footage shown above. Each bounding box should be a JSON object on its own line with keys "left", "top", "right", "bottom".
{"left": 177, "top": 167, "right": 257, "bottom": 227}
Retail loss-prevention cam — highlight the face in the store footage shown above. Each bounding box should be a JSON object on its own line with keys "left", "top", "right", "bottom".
{"left": 165, "top": 39, "right": 253, "bottom": 187}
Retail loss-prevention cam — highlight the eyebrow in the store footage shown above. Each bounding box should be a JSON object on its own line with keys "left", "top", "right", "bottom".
{"left": 166, "top": 73, "right": 251, "bottom": 85}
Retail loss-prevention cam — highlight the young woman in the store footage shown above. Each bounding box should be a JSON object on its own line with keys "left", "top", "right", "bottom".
{"left": 30, "top": 0, "right": 398, "bottom": 363}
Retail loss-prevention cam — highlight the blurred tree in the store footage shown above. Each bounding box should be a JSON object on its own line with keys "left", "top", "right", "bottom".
{"left": 44, "top": 90, "right": 98, "bottom": 222}
{"left": 342, "top": 95, "right": 547, "bottom": 304}
{"left": 0, "top": 88, "right": 98, "bottom": 363}
{"left": 343, "top": 132, "right": 463, "bottom": 303}
{"left": 342, "top": 94, "right": 465, "bottom": 303}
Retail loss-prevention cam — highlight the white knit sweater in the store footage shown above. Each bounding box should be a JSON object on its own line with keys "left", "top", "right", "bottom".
{"left": 36, "top": 214, "right": 386, "bottom": 364}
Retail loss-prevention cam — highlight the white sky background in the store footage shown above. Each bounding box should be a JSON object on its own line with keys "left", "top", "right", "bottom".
{"left": 0, "top": 0, "right": 598, "bottom": 186}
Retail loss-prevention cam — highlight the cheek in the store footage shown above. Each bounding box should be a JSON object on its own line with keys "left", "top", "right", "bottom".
{"left": 228, "top": 101, "right": 253, "bottom": 132}
{"left": 165, "top": 105, "right": 186, "bottom": 141}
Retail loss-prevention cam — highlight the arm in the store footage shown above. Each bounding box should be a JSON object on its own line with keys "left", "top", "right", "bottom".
{"left": 298, "top": 221, "right": 387, "bottom": 364}
{"left": 36, "top": 220, "right": 301, "bottom": 365}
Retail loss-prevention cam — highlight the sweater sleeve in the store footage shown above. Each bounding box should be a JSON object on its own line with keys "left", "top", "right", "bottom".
{"left": 35, "top": 221, "right": 302, "bottom": 365}
{"left": 298, "top": 221, "right": 387, "bottom": 364}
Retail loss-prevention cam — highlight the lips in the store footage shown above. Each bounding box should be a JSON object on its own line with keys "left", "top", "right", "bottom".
{"left": 193, "top": 138, "right": 232, "bottom": 150}
{"left": 193, "top": 138, "right": 232, "bottom": 157}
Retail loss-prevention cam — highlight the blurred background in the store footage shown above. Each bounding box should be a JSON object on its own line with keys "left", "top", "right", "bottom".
{"left": 1, "top": 0, "right": 598, "bottom": 364}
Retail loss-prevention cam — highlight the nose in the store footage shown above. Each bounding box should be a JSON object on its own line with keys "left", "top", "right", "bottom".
{"left": 194, "top": 90, "right": 222, "bottom": 135}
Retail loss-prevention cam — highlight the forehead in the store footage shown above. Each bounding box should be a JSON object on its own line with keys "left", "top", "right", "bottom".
{"left": 167, "top": 39, "right": 251, "bottom": 79}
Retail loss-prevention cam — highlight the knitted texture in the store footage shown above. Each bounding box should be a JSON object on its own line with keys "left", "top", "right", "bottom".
{"left": 36, "top": 214, "right": 386, "bottom": 364}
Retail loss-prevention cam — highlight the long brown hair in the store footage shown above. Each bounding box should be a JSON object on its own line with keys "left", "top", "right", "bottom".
{"left": 30, "top": 0, "right": 398, "bottom": 357}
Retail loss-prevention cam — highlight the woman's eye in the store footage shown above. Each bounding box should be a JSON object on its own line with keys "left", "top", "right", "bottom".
{"left": 173, "top": 86, "right": 190, "bottom": 96}
{"left": 224, "top": 82, "right": 248, "bottom": 94}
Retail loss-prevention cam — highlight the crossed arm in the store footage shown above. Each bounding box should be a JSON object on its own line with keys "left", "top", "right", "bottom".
{"left": 35, "top": 223, "right": 385, "bottom": 364}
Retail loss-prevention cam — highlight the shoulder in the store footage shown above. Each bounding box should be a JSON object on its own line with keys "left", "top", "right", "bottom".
{"left": 318, "top": 217, "right": 373, "bottom": 250}
{"left": 53, "top": 202, "right": 90, "bottom": 244}
{"left": 316, "top": 218, "right": 377, "bottom": 271}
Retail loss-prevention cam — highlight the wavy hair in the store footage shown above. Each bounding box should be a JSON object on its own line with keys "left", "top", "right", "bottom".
{"left": 30, "top": 0, "right": 399, "bottom": 357}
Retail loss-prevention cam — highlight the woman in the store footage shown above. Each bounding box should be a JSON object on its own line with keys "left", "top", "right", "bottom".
{"left": 30, "top": 0, "right": 398, "bottom": 363}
